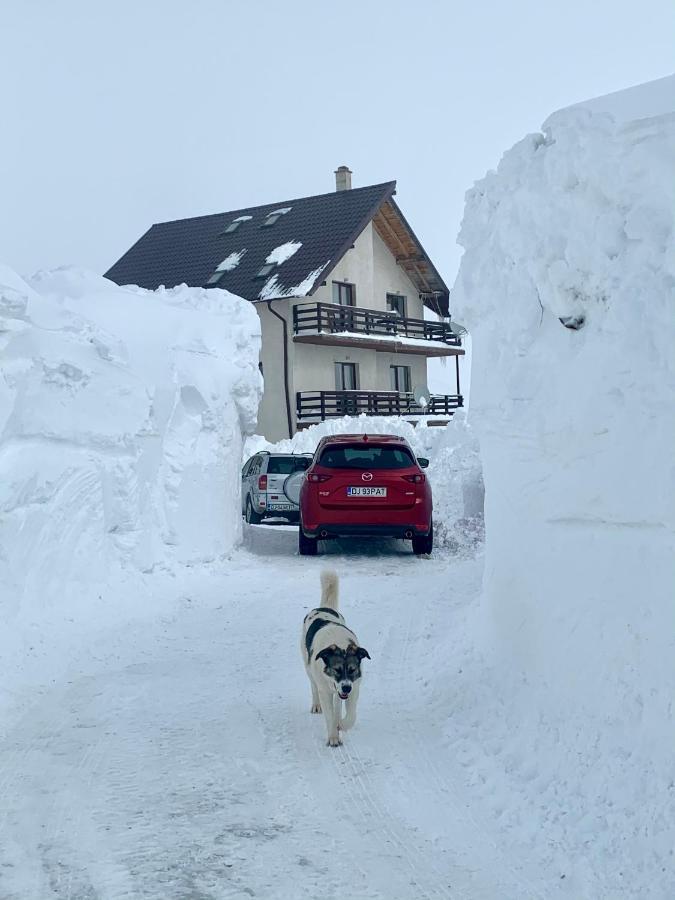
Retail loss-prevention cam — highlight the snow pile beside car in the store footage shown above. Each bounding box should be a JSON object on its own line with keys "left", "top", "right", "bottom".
{"left": 244, "top": 413, "right": 483, "bottom": 554}
{"left": 452, "top": 94, "right": 675, "bottom": 895}
{"left": 0, "top": 266, "right": 261, "bottom": 648}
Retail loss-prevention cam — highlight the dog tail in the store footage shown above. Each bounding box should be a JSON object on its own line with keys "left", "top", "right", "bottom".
{"left": 320, "top": 569, "right": 339, "bottom": 611}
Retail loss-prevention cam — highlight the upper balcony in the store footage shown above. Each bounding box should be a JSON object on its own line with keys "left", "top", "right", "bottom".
{"left": 292, "top": 301, "right": 463, "bottom": 357}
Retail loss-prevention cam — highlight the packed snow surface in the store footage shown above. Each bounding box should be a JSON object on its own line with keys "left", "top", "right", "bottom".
{"left": 0, "top": 265, "right": 261, "bottom": 713}
{"left": 453, "top": 82, "right": 675, "bottom": 897}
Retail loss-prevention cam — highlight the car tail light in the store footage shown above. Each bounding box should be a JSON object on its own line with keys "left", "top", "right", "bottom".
{"left": 258, "top": 474, "right": 267, "bottom": 490}
{"left": 308, "top": 473, "right": 331, "bottom": 483}
{"left": 403, "top": 473, "right": 425, "bottom": 484}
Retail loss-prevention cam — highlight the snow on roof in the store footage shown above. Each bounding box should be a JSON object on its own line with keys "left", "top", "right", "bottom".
{"left": 258, "top": 260, "right": 331, "bottom": 302}
{"left": 232, "top": 215, "right": 253, "bottom": 223}
{"left": 215, "top": 250, "right": 246, "bottom": 272}
{"left": 265, "top": 241, "right": 302, "bottom": 267}
{"left": 268, "top": 207, "right": 292, "bottom": 216}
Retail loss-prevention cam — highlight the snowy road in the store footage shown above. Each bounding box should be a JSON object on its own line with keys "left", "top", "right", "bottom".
{"left": 0, "top": 529, "right": 553, "bottom": 899}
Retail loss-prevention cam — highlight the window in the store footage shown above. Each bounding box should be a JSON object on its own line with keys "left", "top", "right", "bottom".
{"left": 332, "top": 281, "right": 355, "bottom": 306}
{"left": 206, "top": 270, "right": 225, "bottom": 285}
{"left": 386, "top": 293, "right": 406, "bottom": 316}
{"left": 335, "top": 361, "right": 358, "bottom": 391}
{"left": 390, "top": 365, "right": 411, "bottom": 393}
{"left": 221, "top": 215, "right": 251, "bottom": 235}
{"left": 256, "top": 263, "right": 276, "bottom": 278}
{"left": 319, "top": 445, "right": 414, "bottom": 470}
{"left": 266, "top": 456, "right": 311, "bottom": 475}
{"left": 261, "top": 207, "right": 291, "bottom": 227}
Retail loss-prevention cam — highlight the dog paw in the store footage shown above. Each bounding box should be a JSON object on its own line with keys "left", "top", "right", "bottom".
{"left": 326, "top": 735, "right": 342, "bottom": 747}
{"left": 310, "top": 704, "right": 322, "bottom": 714}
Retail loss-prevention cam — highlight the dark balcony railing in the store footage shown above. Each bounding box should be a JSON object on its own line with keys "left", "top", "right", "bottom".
{"left": 296, "top": 390, "right": 464, "bottom": 421}
{"left": 293, "top": 301, "right": 461, "bottom": 346}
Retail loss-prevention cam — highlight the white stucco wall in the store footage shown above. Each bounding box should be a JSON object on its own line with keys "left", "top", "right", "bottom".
{"left": 255, "top": 219, "right": 440, "bottom": 439}
{"left": 311, "top": 222, "right": 423, "bottom": 316}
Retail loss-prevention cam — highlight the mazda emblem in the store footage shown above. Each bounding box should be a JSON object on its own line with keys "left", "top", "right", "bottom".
{"left": 361, "top": 472, "right": 373, "bottom": 482}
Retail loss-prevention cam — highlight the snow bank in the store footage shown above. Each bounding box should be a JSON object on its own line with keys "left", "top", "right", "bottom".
{"left": 0, "top": 266, "right": 261, "bottom": 692}
{"left": 452, "top": 92, "right": 675, "bottom": 895}
{"left": 244, "top": 413, "right": 483, "bottom": 555}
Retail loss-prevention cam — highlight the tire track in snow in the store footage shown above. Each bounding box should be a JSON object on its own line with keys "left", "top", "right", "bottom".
{"left": 380, "top": 573, "right": 552, "bottom": 900}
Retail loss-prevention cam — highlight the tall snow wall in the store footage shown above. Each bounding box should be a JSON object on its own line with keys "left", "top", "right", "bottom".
{"left": 452, "top": 100, "right": 675, "bottom": 865}
{"left": 0, "top": 267, "right": 261, "bottom": 620}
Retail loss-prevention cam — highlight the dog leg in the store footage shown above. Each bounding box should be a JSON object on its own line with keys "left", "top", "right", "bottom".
{"left": 319, "top": 689, "right": 341, "bottom": 747}
{"left": 340, "top": 682, "right": 360, "bottom": 732}
{"left": 310, "top": 678, "right": 321, "bottom": 714}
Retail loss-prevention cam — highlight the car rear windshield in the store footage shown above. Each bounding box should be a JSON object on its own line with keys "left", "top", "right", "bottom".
{"left": 318, "top": 445, "right": 414, "bottom": 470}
{"left": 267, "top": 456, "right": 311, "bottom": 475}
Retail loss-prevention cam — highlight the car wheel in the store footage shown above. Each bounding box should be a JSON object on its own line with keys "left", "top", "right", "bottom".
{"left": 412, "top": 524, "right": 433, "bottom": 555}
{"left": 298, "top": 525, "right": 318, "bottom": 556}
{"left": 245, "top": 496, "right": 263, "bottom": 525}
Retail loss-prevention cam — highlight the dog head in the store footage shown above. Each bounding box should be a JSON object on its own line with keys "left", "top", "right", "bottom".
{"left": 315, "top": 643, "right": 371, "bottom": 699}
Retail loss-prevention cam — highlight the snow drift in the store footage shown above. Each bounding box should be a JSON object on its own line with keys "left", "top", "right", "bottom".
{"left": 452, "top": 86, "right": 675, "bottom": 895}
{"left": 245, "top": 413, "right": 483, "bottom": 555}
{"left": 0, "top": 266, "right": 261, "bottom": 636}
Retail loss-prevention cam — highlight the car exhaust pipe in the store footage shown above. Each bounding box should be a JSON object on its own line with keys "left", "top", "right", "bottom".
{"left": 320, "top": 530, "right": 329, "bottom": 539}
{"left": 404, "top": 529, "right": 413, "bottom": 539}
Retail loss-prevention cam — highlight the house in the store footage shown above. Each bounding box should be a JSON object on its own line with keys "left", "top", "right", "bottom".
{"left": 105, "top": 168, "right": 464, "bottom": 441}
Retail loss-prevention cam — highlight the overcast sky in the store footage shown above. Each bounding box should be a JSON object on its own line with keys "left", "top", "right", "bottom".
{"left": 2, "top": 0, "right": 673, "bottom": 288}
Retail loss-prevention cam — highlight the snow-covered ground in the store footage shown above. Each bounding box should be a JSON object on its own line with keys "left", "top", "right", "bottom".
{"left": 2, "top": 538, "right": 572, "bottom": 900}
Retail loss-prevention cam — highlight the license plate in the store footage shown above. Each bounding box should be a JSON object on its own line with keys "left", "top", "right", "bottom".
{"left": 268, "top": 503, "right": 295, "bottom": 511}
{"left": 347, "top": 487, "right": 387, "bottom": 497}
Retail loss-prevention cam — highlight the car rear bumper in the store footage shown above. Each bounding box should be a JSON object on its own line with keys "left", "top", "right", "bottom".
{"left": 302, "top": 522, "right": 431, "bottom": 539}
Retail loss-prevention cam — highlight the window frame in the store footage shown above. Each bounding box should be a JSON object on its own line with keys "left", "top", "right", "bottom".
{"left": 386, "top": 293, "right": 406, "bottom": 316}
{"left": 390, "top": 364, "right": 412, "bottom": 393}
{"left": 335, "top": 361, "right": 359, "bottom": 391}
{"left": 332, "top": 281, "right": 356, "bottom": 307}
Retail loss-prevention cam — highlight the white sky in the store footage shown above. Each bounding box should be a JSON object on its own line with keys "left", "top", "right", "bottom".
{"left": 2, "top": 0, "right": 673, "bottom": 291}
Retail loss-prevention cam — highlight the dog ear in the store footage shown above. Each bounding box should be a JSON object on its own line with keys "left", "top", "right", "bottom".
{"left": 356, "top": 647, "right": 371, "bottom": 661}
{"left": 315, "top": 646, "right": 336, "bottom": 665}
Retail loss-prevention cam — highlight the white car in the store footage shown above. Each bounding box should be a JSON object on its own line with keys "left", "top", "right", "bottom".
{"left": 241, "top": 452, "right": 313, "bottom": 524}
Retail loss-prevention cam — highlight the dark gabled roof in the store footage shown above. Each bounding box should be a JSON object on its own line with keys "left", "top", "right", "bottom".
{"left": 105, "top": 182, "right": 396, "bottom": 301}
{"left": 104, "top": 180, "right": 450, "bottom": 315}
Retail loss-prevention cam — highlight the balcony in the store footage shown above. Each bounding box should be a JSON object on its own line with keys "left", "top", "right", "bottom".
{"left": 296, "top": 390, "right": 464, "bottom": 423}
{"left": 292, "top": 301, "right": 462, "bottom": 357}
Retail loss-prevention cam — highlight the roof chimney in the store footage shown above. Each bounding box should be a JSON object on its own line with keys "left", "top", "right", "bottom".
{"left": 335, "top": 165, "right": 352, "bottom": 191}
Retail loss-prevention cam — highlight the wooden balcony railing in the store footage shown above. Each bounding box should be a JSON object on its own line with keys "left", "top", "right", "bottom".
{"left": 296, "top": 390, "right": 464, "bottom": 421}
{"left": 293, "top": 302, "right": 461, "bottom": 346}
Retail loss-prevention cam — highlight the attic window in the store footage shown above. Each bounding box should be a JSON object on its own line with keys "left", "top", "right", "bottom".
{"left": 256, "top": 263, "right": 276, "bottom": 278}
{"left": 261, "top": 207, "right": 291, "bottom": 227}
{"left": 221, "top": 215, "right": 252, "bottom": 235}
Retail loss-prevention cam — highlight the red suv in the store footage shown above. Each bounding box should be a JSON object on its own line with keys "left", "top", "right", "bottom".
{"left": 298, "top": 434, "right": 433, "bottom": 556}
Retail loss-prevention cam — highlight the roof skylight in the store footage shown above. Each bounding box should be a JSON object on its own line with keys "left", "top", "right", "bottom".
{"left": 221, "top": 215, "right": 252, "bottom": 235}
{"left": 261, "top": 207, "right": 292, "bottom": 227}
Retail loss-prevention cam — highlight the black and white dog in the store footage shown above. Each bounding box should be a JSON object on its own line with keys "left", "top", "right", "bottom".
{"left": 301, "top": 570, "right": 370, "bottom": 747}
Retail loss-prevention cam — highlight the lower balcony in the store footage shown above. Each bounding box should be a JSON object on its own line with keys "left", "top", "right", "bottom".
{"left": 296, "top": 390, "right": 464, "bottom": 423}
{"left": 292, "top": 302, "right": 463, "bottom": 357}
